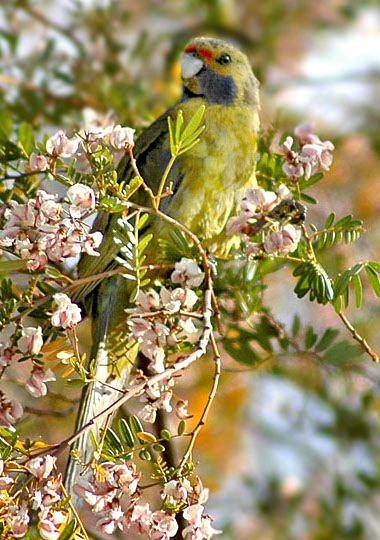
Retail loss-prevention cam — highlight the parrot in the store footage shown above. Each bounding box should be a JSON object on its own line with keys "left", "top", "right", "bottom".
{"left": 64, "top": 36, "right": 261, "bottom": 495}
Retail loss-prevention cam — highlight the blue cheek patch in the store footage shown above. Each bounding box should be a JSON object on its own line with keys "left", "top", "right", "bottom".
{"left": 198, "top": 69, "right": 237, "bottom": 105}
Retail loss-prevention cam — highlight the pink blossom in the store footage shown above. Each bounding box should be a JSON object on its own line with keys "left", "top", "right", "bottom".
{"left": 240, "top": 187, "right": 278, "bottom": 217}
{"left": 38, "top": 509, "right": 67, "bottom": 540}
{"left": 0, "top": 392, "right": 23, "bottom": 430}
{"left": 0, "top": 323, "right": 16, "bottom": 367}
{"left": 199, "top": 515, "right": 222, "bottom": 539}
{"left": 263, "top": 224, "right": 301, "bottom": 255}
{"left": 183, "top": 504, "right": 204, "bottom": 528}
{"left": 153, "top": 390, "right": 173, "bottom": 413}
{"left": 96, "top": 504, "right": 125, "bottom": 534}
{"left": 26, "top": 455, "right": 56, "bottom": 479}
{"left": 46, "top": 130, "right": 79, "bottom": 158}
{"left": 32, "top": 475, "right": 62, "bottom": 509}
{"left": 163, "top": 479, "right": 191, "bottom": 505}
{"left": 294, "top": 122, "right": 321, "bottom": 145}
{"left": 193, "top": 477, "right": 209, "bottom": 505}
{"left": 138, "top": 403, "right": 157, "bottom": 423}
{"left": 171, "top": 258, "right": 204, "bottom": 288}
{"left": 17, "top": 326, "right": 43, "bottom": 355}
{"left": 26, "top": 251, "right": 49, "bottom": 271}
{"left": 108, "top": 125, "right": 135, "bottom": 150}
{"left": 26, "top": 367, "right": 56, "bottom": 397}
{"left": 30, "top": 153, "right": 48, "bottom": 172}
{"left": 6, "top": 505, "right": 29, "bottom": 538}
{"left": 175, "top": 400, "right": 192, "bottom": 419}
{"left": 0, "top": 458, "right": 14, "bottom": 489}
{"left": 151, "top": 510, "right": 179, "bottom": 539}
{"left": 183, "top": 505, "right": 222, "bottom": 539}
{"left": 51, "top": 293, "right": 82, "bottom": 329}
{"left": 67, "top": 183, "right": 96, "bottom": 212}
{"left": 130, "top": 502, "right": 153, "bottom": 534}
{"left": 82, "top": 231, "right": 103, "bottom": 256}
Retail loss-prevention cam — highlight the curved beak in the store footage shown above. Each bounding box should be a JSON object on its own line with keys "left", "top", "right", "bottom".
{"left": 181, "top": 53, "right": 204, "bottom": 79}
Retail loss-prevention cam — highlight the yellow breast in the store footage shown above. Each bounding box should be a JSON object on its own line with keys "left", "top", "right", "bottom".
{"left": 156, "top": 101, "right": 260, "bottom": 253}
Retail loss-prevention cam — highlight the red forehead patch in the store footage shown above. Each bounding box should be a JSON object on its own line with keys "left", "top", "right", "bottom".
{"left": 184, "top": 45, "right": 213, "bottom": 61}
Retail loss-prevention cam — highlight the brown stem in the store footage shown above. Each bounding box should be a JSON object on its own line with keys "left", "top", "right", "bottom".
{"left": 338, "top": 310, "right": 379, "bottom": 363}
{"left": 177, "top": 331, "right": 221, "bottom": 474}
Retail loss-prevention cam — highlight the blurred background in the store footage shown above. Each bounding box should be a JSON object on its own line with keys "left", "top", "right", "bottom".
{"left": 1, "top": 1, "right": 380, "bottom": 539}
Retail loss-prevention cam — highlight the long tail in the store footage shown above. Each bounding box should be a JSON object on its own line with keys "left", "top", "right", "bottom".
{"left": 64, "top": 276, "right": 135, "bottom": 501}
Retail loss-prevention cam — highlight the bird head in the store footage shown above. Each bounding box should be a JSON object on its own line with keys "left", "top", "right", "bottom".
{"left": 180, "top": 37, "right": 259, "bottom": 108}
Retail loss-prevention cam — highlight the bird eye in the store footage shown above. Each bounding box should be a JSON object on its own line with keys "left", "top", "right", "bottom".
{"left": 216, "top": 53, "right": 232, "bottom": 65}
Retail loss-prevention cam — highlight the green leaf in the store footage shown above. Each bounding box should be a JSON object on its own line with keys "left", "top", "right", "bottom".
{"left": 291, "top": 314, "right": 301, "bottom": 337}
{"left": 365, "top": 265, "right": 380, "bottom": 297}
{"left": 160, "top": 429, "right": 172, "bottom": 441}
{"left": 153, "top": 443, "right": 166, "bottom": 453}
{"left": 167, "top": 116, "right": 175, "bottom": 155}
{"left": 18, "top": 122, "right": 35, "bottom": 156}
{"left": 352, "top": 274, "right": 363, "bottom": 309}
{"left": 177, "top": 420, "right": 186, "bottom": 436}
{"left": 180, "top": 105, "right": 205, "bottom": 144}
{"left": 0, "top": 110, "right": 13, "bottom": 140}
{"left": 322, "top": 341, "right": 361, "bottom": 364}
{"left": 136, "top": 213, "right": 149, "bottom": 231}
{"left": 368, "top": 261, "right": 380, "bottom": 273}
{"left": 139, "top": 449, "right": 152, "bottom": 461}
{"left": 58, "top": 519, "right": 78, "bottom": 540}
{"left": 175, "top": 110, "right": 184, "bottom": 143}
{"left": 129, "top": 415, "right": 144, "bottom": 443}
{"left": 0, "top": 259, "right": 27, "bottom": 273}
{"left": 304, "top": 326, "right": 318, "bottom": 349}
{"left": 315, "top": 328, "right": 339, "bottom": 352}
{"left": 104, "top": 428, "right": 123, "bottom": 454}
{"left": 300, "top": 192, "right": 317, "bottom": 204}
{"left": 118, "top": 418, "right": 134, "bottom": 448}
{"left": 325, "top": 213, "right": 336, "bottom": 228}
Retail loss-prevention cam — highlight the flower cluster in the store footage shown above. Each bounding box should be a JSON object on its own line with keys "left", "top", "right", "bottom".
{"left": 275, "top": 122, "right": 334, "bottom": 180}
{"left": 227, "top": 185, "right": 301, "bottom": 256}
{"left": 1, "top": 455, "right": 67, "bottom": 540}
{"left": 0, "top": 321, "right": 57, "bottom": 399}
{"left": 160, "top": 477, "right": 221, "bottom": 539}
{"left": 127, "top": 259, "right": 203, "bottom": 374}
{"left": 75, "top": 463, "right": 220, "bottom": 540}
{"left": 74, "top": 461, "right": 141, "bottom": 535}
{"left": 29, "top": 121, "right": 135, "bottom": 172}
{"left": 0, "top": 188, "right": 102, "bottom": 271}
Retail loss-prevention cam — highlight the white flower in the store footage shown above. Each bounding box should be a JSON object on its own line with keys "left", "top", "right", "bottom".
{"left": 183, "top": 504, "right": 204, "bottom": 528}
{"left": 171, "top": 258, "right": 204, "bottom": 287}
{"left": 38, "top": 509, "right": 67, "bottom": 540}
{"left": 263, "top": 224, "right": 301, "bottom": 255}
{"left": 67, "top": 184, "right": 96, "bottom": 212}
{"left": 17, "top": 326, "right": 43, "bottom": 355}
{"left": 30, "top": 153, "right": 48, "bottom": 172}
{"left": 108, "top": 125, "right": 135, "bottom": 150}
{"left": 46, "top": 130, "right": 79, "bottom": 158}
{"left": 0, "top": 394, "right": 23, "bottom": 431}
{"left": 51, "top": 293, "right": 82, "bottom": 329}
{"left": 26, "top": 367, "right": 56, "bottom": 398}
{"left": 138, "top": 403, "right": 157, "bottom": 423}
{"left": 26, "top": 455, "right": 56, "bottom": 479}
{"left": 244, "top": 188, "right": 277, "bottom": 214}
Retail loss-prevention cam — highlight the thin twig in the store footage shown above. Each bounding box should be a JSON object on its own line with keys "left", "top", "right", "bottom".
{"left": 338, "top": 310, "right": 379, "bottom": 363}
{"left": 60, "top": 481, "right": 90, "bottom": 540}
{"left": 177, "top": 331, "right": 221, "bottom": 474}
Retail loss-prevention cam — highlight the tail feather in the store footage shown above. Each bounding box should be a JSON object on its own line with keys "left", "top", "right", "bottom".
{"left": 64, "top": 277, "right": 135, "bottom": 500}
